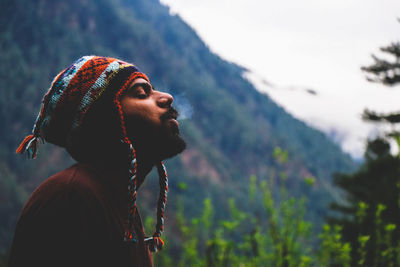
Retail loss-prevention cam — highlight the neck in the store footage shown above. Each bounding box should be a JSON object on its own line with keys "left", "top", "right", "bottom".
{"left": 135, "top": 157, "right": 154, "bottom": 189}
{"left": 87, "top": 151, "right": 157, "bottom": 191}
{"left": 135, "top": 149, "right": 162, "bottom": 189}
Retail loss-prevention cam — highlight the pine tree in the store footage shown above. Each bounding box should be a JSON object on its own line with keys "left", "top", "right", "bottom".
{"left": 330, "top": 138, "right": 400, "bottom": 266}
{"left": 330, "top": 20, "right": 400, "bottom": 266}
{"left": 361, "top": 31, "right": 400, "bottom": 125}
{"left": 361, "top": 41, "right": 400, "bottom": 86}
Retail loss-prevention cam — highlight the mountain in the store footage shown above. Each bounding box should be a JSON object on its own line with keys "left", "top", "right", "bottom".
{"left": 0, "top": 0, "right": 355, "bottom": 253}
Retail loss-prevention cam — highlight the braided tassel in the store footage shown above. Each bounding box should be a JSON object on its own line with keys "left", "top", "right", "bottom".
{"left": 16, "top": 134, "right": 40, "bottom": 159}
{"left": 124, "top": 139, "right": 138, "bottom": 242}
{"left": 145, "top": 161, "right": 168, "bottom": 252}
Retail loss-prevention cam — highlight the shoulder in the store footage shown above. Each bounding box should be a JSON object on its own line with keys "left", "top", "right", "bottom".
{"left": 41, "top": 163, "right": 100, "bottom": 191}
{"left": 9, "top": 164, "right": 120, "bottom": 266}
{"left": 14, "top": 163, "right": 112, "bottom": 238}
{"left": 21, "top": 163, "right": 103, "bottom": 216}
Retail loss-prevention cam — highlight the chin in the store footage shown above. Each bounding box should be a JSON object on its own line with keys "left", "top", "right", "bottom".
{"left": 126, "top": 119, "right": 186, "bottom": 161}
{"left": 155, "top": 119, "right": 186, "bottom": 160}
{"left": 158, "top": 134, "right": 187, "bottom": 160}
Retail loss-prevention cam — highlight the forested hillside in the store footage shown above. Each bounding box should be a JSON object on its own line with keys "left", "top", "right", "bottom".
{"left": 0, "top": 0, "right": 355, "bottom": 255}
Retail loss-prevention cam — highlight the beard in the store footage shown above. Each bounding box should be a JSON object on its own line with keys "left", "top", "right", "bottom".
{"left": 156, "top": 128, "right": 186, "bottom": 160}
{"left": 158, "top": 107, "right": 186, "bottom": 158}
{"left": 125, "top": 107, "right": 186, "bottom": 162}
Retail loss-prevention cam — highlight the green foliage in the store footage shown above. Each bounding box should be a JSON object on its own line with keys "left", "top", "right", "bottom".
{"left": 149, "top": 148, "right": 400, "bottom": 266}
{"left": 152, "top": 149, "right": 319, "bottom": 266}
{"left": 153, "top": 172, "right": 400, "bottom": 267}
{"left": 357, "top": 235, "right": 370, "bottom": 266}
{"left": 152, "top": 171, "right": 382, "bottom": 267}
{"left": 273, "top": 147, "right": 288, "bottom": 164}
{"left": 330, "top": 138, "right": 400, "bottom": 266}
{"left": 177, "top": 182, "right": 187, "bottom": 191}
{"left": 177, "top": 176, "right": 315, "bottom": 267}
{"left": 317, "top": 225, "right": 351, "bottom": 267}
{"left": 304, "top": 176, "right": 316, "bottom": 187}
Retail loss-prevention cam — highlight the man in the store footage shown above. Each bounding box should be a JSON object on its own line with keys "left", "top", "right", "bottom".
{"left": 8, "top": 56, "right": 186, "bottom": 267}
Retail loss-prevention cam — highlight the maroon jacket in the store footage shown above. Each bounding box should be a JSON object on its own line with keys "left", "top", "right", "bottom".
{"left": 8, "top": 163, "right": 153, "bottom": 267}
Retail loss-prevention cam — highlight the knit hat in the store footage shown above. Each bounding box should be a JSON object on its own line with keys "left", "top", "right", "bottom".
{"left": 16, "top": 56, "right": 168, "bottom": 252}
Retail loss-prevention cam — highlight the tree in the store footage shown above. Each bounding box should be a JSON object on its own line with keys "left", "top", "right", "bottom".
{"left": 361, "top": 36, "right": 400, "bottom": 126}
{"left": 330, "top": 138, "right": 400, "bottom": 266}
{"left": 361, "top": 40, "right": 400, "bottom": 86}
{"left": 330, "top": 21, "right": 400, "bottom": 266}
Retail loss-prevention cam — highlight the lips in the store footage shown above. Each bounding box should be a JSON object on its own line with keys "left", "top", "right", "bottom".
{"left": 167, "top": 114, "right": 178, "bottom": 121}
{"left": 161, "top": 107, "right": 178, "bottom": 122}
{"left": 161, "top": 107, "right": 180, "bottom": 134}
{"left": 166, "top": 117, "right": 179, "bottom": 135}
{"left": 168, "top": 117, "right": 179, "bottom": 127}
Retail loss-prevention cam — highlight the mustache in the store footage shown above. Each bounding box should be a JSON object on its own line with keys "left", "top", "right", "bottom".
{"left": 160, "top": 107, "right": 179, "bottom": 122}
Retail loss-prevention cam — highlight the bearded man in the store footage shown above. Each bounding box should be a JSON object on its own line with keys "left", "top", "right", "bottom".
{"left": 8, "top": 56, "right": 186, "bottom": 267}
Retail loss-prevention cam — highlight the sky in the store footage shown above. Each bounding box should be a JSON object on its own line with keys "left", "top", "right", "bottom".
{"left": 160, "top": 0, "right": 400, "bottom": 158}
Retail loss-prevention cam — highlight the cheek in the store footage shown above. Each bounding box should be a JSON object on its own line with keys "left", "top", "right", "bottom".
{"left": 121, "top": 100, "right": 161, "bottom": 126}
{"left": 133, "top": 110, "right": 161, "bottom": 127}
{"left": 123, "top": 108, "right": 163, "bottom": 136}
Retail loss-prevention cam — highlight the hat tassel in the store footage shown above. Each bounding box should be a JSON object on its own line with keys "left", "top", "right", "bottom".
{"left": 145, "top": 236, "right": 165, "bottom": 252}
{"left": 16, "top": 134, "right": 40, "bottom": 159}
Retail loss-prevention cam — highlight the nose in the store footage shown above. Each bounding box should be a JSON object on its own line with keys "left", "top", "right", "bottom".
{"left": 156, "top": 91, "right": 173, "bottom": 108}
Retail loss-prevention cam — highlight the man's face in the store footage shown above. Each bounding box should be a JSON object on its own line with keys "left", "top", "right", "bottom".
{"left": 120, "top": 78, "right": 186, "bottom": 161}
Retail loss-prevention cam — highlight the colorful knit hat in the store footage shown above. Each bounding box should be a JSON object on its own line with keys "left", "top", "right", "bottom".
{"left": 16, "top": 56, "right": 168, "bottom": 252}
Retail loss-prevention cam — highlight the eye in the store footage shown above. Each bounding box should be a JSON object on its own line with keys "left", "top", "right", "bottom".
{"left": 136, "top": 92, "right": 148, "bottom": 99}
{"left": 126, "top": 82, "right": 153, "bottom": 99}
{"left": 135, "top": 86, "right": 150, "bottom": 99}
